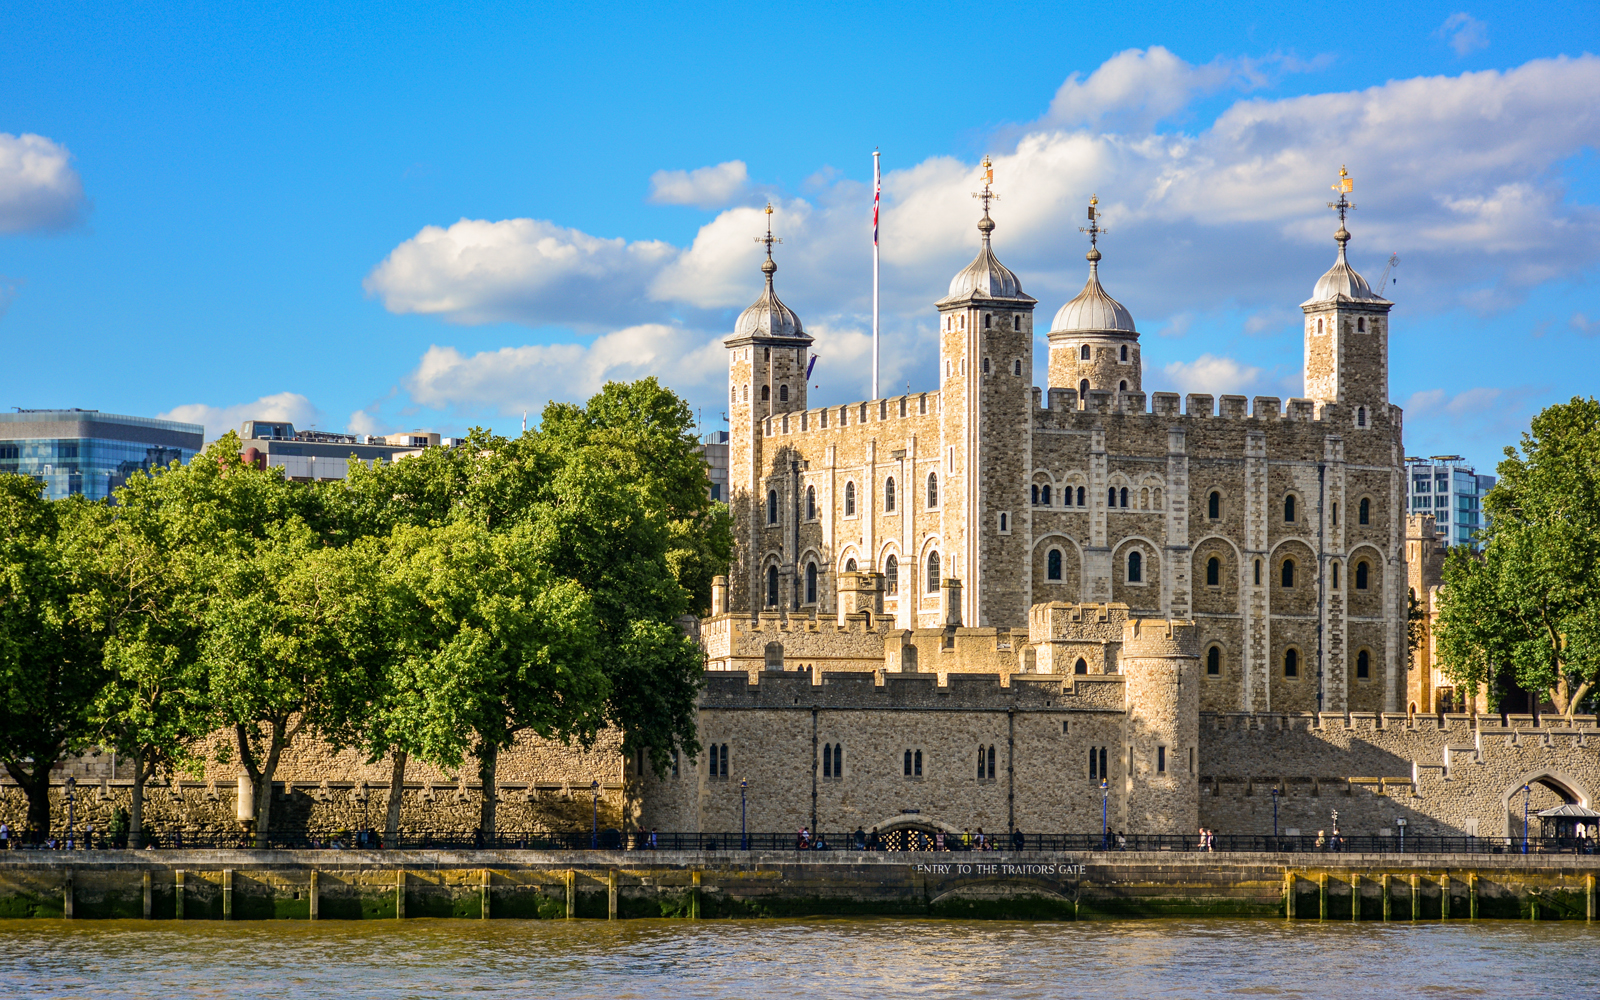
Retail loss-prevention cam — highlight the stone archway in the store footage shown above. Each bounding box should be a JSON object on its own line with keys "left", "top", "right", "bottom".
{"left": 1501, "top": 770, "right": 1590, "bottom": 839}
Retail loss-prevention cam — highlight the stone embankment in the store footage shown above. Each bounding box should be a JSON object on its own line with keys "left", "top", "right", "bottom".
{"left": 1, "top": 850, "right": 1595, "bottom": 921}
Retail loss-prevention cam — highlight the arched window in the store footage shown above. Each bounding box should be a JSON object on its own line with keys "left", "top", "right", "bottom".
{"left": 844, "top": 481, "right": 856, "bottom": 516}
{"left": 779, "top": 384, "right": 789, "bottom": 402}
{"left": 833, "top": 743, "right": 843, "bottom": 777}
{"left": 982, "top": 357, "right": 990, "bottom": 374}
{"left": 1079, "top": 379, "right": 1089, "bottom": 399}
{"left": 1357, "top": 406, "right": 1367, "bottom": 427}
{"left": 927, "top": 472, "right": 938, "bottom": 508}
{"left": 1042, "top": 484, "right": 1052, "bottom": 506}
{"left": 1127, "top": 550, "right": 1142, "bottom": 583}
{"left": 914, "top": 750, "right": 923, "bottom": 776}
{"left": 1357, "top": 649, "right": 1370, "bottom": 679}
{"left": 1359, "top": 498, "right": 1370, "bottom": 525}
{"left": 1080, "top": 344, "right": 1091, "bottom": 361}
{"left": 761, "top": 385, "right": 770, "bottom": 401}
{"left": 1207, "top": 646, "right": 1221, "bottom": 676}
{"left": 1074, "top": 657, "right": 1088, "bottom": 675}
{"left": 1047, "top": 549, "right": 1062, "bottom": 581}
{"left": 976, "top": 746, "right": 986, "bottom": 780}
{"left": 764, "top": 348, "right": 770, "bottom": 361}
{"left": 885, "top": 477, "right": 896, "bottom": 512}
{"left": 1281, "top": 559, "right": 1295, "bottom": 588}
{"left": 805, "top": 562, "right": 817, "bottom": 604}
{"left": 731, "top": 385, "right": 737, "bottom": 401}
{"left": 904, "top": 750, "right": 912, "bottom": 776}
{"left": 1062, "top": 486, "right": 1073, "bottom": 507}
{"left": 885, "top": 555, "right": 898, "bottom": 595}
{"left": 926, "top": 551, "right": 941, "bottom": 593}
{"left": 1032, "top": 484, "right": 1040, "bottom": 505}
{"left": 1332, "top": 562, "right": 1340, "bottom": 588}
{"left": 1356, "top": 561, "right": 1370, "bottom": 590}
{"left": 823, "top": 743, "right": 833, "bottom": 778}
{"left": 767, "top": 490, "right": 778, "bottom": 525}
{"left": 1119, "top": 380, "right": 1128, "bottom": 391}
{"left": 1316, "top": 318, "right": 1323, "bottom": 334}
{"left": 1208, "top": 491, "right": 1220, "bottom": 519}
{"left": 742, "top": 385, "right": 749, "bottom": 401}
{"left": 1254, "top": 559, "right": 1262, "bottom": 586}
{"left": 1206, "top": 556, "right": 1220, "bottom": 586}
{"left": 1108, "top": 487, "right": 1117, "bottom": 507}
{"left": 1014, "top": 359, "right": 1022, "bottom": 376}
{"left": 1120, "top": 487, "right": 1129, "bottom": 508}
{"left": 1284, "top": 648, "right": 1298, "bottom": 677}
{"left": 1077, "top": 486, "right": 1086, "bottom": 506}
{"left": 766, "top": 566, "right": 779, "bottom": 607}
{"left": 1120, "top": 344, "right": 1128, "bottom": 361}
{"left": 806, "top": 485, "right": 816, "bottom": 520}
{"left": 987, "top": 745, "right": 996, "bottom": 779}
{"left": 845, "top": 558, "right": 857, "bottom": 572}
{"left": 1284, "top": 495, "right": 1296, "bottom": 522}
{"left": 1357, "top": 317, "right": 1366, "bottom": 332}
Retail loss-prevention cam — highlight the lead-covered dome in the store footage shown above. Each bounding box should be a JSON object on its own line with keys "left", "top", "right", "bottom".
{"left": 732, "top": 256, "right": 808, "bottom": 340}
{"left": 1050, "top": 249, "right": 1136, "bottom": 335}
{"left": 1304, "top": 225, "right": 1387, "bottom": 306}
{"left": 938, "top": 212, "right": 1034, "bottom": 305}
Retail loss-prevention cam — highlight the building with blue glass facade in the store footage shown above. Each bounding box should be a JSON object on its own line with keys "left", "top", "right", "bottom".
{"left": 0, "top": 409, "right": 204, "bottom": 501}
{"left": 1405, "top": 455, "right": 1495, "bottom": 549}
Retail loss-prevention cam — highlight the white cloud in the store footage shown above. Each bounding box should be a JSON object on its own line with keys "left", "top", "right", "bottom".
{"left": 1572, "top": 312, "right": 1597, "bottom": 336}
{"left": 1437, "top": 13, "right": 1490, "bottom": 57}
{"left": 404, "top": 324, "right": 726, "bottom": 416}
{"left": 1404, "top": 386, "right": 1502, "bottom": 418}
{"left": 1158, "top": 354, "right": 1265, "bottom": 397}
{"left": 0, "top": 133, "right": 87, "bottom": 233}
{"left": 362, "top": 217, "right": 677, "bottom": 328}
{"left": 159, "top": 392, "right": 322, "bottom": 441}
{"left": 1038, "top": 46, "right": 1263, "bottom": 132}
{"left": 346, "top": 408, "right": 388, "bottom": 438}
{"left": 0, "top": 274, "right": 22, "bottom": 319}
{"left": 648, "top": 160, "right": 751, "bottom": 209}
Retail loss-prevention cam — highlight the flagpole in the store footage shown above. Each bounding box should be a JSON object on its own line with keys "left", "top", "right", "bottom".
{"left": 872, "top": 149, "right": 881, "bottom": 400}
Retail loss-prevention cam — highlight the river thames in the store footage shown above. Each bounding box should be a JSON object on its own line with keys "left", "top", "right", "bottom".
{"left": 2, "top": 917, "right": 1596, "bottom": 998}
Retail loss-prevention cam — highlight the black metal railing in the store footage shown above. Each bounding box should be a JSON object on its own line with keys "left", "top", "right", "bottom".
{"left": 12, "top": 829, "right": 1598, "bottom": 855}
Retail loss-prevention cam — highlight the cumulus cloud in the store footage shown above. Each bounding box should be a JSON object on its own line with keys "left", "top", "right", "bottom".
{"left": 648, "top": 160, "right": 752, "bottom": 208}
{"left": 1038, "top": 46, "right": 1267, "bottom": 132}
{"left": 1404, "top": 386, "right": 1504, "bottom": 418}
{"left": 1158, "top": 354, "right": 1266, "bottom": 396}
{"left": 363, "top": 218, "right": 677, "bottom": 329}
{"left": 159, "top": 392, "right": 322, "bottom": 441}
{"left": 0, "top": 133, "right": 87, "bottom": 233}
{"left": 1437, "top": 13, "right": 1490, "bottom": 57}
{"left": 403, "top": 324, "right": 727, "bottom": 416}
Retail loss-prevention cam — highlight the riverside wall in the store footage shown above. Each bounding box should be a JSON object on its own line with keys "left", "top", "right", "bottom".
{"left": 1, "top": 850, "right": 1597, "bottom": 922}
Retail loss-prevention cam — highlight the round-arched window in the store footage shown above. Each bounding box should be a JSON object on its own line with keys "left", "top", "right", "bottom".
{"left": 806, "top": 485, "right": 816, "bottom": 520}
{"left": 779, "top": 384, "right": 789, "bottom": 402}
{"left": 844, "top": 481, "right": 856, "bottom": 516}
{"left": 885, "top": 477, "right": 896, "bottom": 512}
{"left": 1281, "top": 559, "right": 1295, "bottom": 588}
{"left": 1047, "top": 549, "right": 1062, "bottom": 581}
{"left": 1207, "top": 647, "right": 1221, "bottom": 676}
{"left": 885, "top": 555, "right": 898, "bottom": 595}
{"left": 1206, "top": 556, "right": 1220, "bottom": 586}
{"left": 926, "top": 551, "right": 941, "bottom": 593}
{"left": 1208, "top": 491, "right": 1220, "bottom": 519}
{"left": 1127, "top": 550, "right": 1142, "bottom": 583}
{"left": 1080, "top": 344, "right": 1091, "bottom": 361}
{"left": 1356, "top": 561, "right": 1370, "bottom": 590}
{"left": 1284, "top": 648, "right": 1298, "bottom": 677}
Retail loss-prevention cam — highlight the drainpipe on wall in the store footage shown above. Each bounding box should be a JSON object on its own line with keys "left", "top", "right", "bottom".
{"left": 1316, "top": 462, "right": 1327, "bottom": 714}
{"left": 810, "top": 706, "right": 819, "bottom": 833}
{"left": 1007, "top": 707, "right": 1016, "bottom": 835}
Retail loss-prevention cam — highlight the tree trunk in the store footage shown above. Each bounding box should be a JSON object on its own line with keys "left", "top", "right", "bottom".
{"left": 478, "top": 745, "right": 497, "bottom": 842}
{"left": 237, "top": 719, "right": 290, "bottom": 848}
{"left": 5, "top": 759, "right": 57, "bottom": 840}
{"left": 129, "top": 752, "right": 145, "bottom": 850}
{"left": 385, "top": 750, "right": 407, "bottom": 847}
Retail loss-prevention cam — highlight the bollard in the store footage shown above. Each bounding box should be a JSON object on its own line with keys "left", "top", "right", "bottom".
{"left": 481, "top": 869, "right": 490, "bottom": 920}
{"left": 309, "top": 870, "right": 319, "bottom": 921}
{"left": 1410, "top": 874, "right": 1419, "bottom": 921}
{"left": 175, "top": 870, "right": 185, "bottom": 920}
{"left": 1319, "top": 873, "right": 1328, "bottom": 921}
{"left": 143, "top": 871, "right": 152, "bottom": 919}
{"left": 607, "top": 869, "right": 618, "bottom": 921}
{"left": 222, "top": 869, "right": 233, "bottom": 921}
{"left": 1381, "top": 874, "right": 1391, "bottom": 922}
{"left": 565, "top": 869, "right": 575, "bottom": 919}
{"left": 1350, "top": 874, "right": 1360, "bottom": 922}
{"left": 1469, "top": 872, "right": 1478, "bottom": 921}
{"left": 63, "top": 868, "right": 73, "bottom": 920}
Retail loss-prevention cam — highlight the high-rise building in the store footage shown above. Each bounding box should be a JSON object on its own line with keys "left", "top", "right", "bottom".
{"left": 1404, "top": 456, "right": 1494, "bottom": 549}
{"left": 698, "top": 430, "right": 729, "bottom": 502}
{"left": 0, "top": 408, "right": 204, "bottom": 501}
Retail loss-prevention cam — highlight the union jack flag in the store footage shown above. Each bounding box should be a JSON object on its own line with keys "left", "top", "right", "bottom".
{"left": 873, "top": 167, "right": 880, "bottom": 246}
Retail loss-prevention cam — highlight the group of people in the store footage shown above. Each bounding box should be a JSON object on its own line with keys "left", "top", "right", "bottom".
{"left": 1196, "top": 827, "right": 1218, "bottom": 851}
{"left": 784, "top": 826, "right": 1029, "bottom": 852}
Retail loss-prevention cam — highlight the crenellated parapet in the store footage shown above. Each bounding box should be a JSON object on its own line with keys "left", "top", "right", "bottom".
{"left": 697, "top": 665, "right": 1126, "bottom": 712}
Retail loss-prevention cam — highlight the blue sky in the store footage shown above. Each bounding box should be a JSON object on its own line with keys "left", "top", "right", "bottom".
{"left": 1, "top": 2, "right": 1597, "bottom": 473}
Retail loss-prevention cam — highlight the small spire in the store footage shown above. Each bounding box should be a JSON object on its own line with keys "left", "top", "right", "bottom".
{"left": 1079, "top": 194, "right": 1108, "bottom": 273}
{"left": 1327, "top": 165, "right": 1356, "bottom": 262}
{"left": 754, "top": 201, "right": 782, "bottom": 283}
{"left": 971, "top": 155, "right": 998, "bottom": 246}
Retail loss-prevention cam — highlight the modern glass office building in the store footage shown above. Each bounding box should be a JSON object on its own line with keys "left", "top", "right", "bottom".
{"left": 1405, "top": 455, "right": 1495, "bottom": 549}
{"left": 0, "top": 409, "right": 205, "bottom": 501}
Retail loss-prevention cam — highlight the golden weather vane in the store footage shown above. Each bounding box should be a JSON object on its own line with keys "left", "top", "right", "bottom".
{"left": 971, "top": 155, "right": 998, "bottom": 214}
{"left": 753, "top": 201, "right": 783, "bottom": 260}
{"left": 1328, "top": 165, "right": 1356, "bottom": 228}
{"left": 1079, "top": 193, "right": 1108, "bottom": 251}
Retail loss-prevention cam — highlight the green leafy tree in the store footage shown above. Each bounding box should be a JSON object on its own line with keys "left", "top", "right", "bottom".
{"left": 1437, "top": 397, "right": 1600, "bottom": 719}
{"left": 0, "top": 477, "right": 111, "bottom": 837}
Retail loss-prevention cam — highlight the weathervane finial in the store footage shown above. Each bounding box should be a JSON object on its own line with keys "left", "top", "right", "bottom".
{"left": 970, "top": 155, "right": 999, "bottom": 245}
{"left": 754, "top": 201, "right": 783, "bottom": 280}
{"left": 1327, "top": 166, "right": 1356, "bottom": 257}
{"left": 1078, "top": 194, "right": 1108, "bottom": 267}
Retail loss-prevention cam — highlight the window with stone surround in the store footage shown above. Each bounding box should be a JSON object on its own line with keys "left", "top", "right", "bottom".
{"left": 1206, "top": 557, "right": 1220, "bottom": 586}
{"left": 1042, "top": 484, "right": 1052, "bottom": 506}
{"left": 1359, "top": 497, "right": 1371, "bottom": 525}
{"left": 926, "top": 551, "right": 941, "bottom": 593}
{"left": 1120, "top": 487, "right": 1129, "bottom": 508}
{"left": 997, "top": 511, "right": 1010, "bottom": 534}
{"left": 806, "top": 485, "right": 816, "bottom": 520}
{"left": 779, "top": 384, "right": 789, "bottom": 402}
{"left": 1080, "top": 344, "right": 1091, "bottom": 360}
{"left": 1356, "top": 649, "right": 1371, "bottom": 680}
{"left": 1284, "top": 493, "right": 1297, "bottom": 523}
{"left": 766, "top": 566, "right": 778, "bottom": 607}
{"left": 885, "top": 477, "right": 896, "bottom": 512}
{"left": 1254, "top": 559, "right": 1262, "bottom": 586}
{"left": 1047, "top": 549, "right": 1063, "bottom": 580}
{"left": 1281, "top": 558, "right": 1296, "bottom": 588}
{"left": 904, "top": 749, "right": 923, "bottom": 778}
{"left": 844, "top": 481, "right": 856, "bottom": 517}
{"left": 885, "top": 555, "right": 898, "bottom": 595}
{"left": 1284, "top": 648, "right": 1299, "bottom": 678}
{"left": 767, "top": 490, "right": 778, "bottom": 525}
{"left": 805, "top": 562, "right": 817, "bottom": 604}
{"left": 1127, "top": 550, "right": 1143, "bottom": 583}
{"left": 927, "top": 472, "right": 939, "bottom": 508}
{"left": 761, "top": 385, "right": 770, "bottom": 401}
{"left": 1208, "top": 491, "right": 1221, "bottom": 519}
{"left": 1014, "top": 359, "right": 1023, "bottom": 376}
{"left": 1077, "top": 486, "right": 1086, "bottom": 506}
{"left": 1207, "top": 646, "right": 1222, "bottom": 676}
{"left": 1120, "top": 344, "right": 1129, "bottom": 362}
{"left": 1032, "top": 484, "right": 1039, "bottom": 506}
{"left": 1075, "top": 658, "right": 1088, "bottom": 674}
{"left": 1355, "top": 560, "right": 1370, "bottom": 590}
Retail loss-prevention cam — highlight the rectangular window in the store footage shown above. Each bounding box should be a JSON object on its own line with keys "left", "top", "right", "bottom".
{"left": 1099, "top": 747, "right": 1107, "bottom": 781}
{"left": 1157, "top": 746, "right": 1166, "bottom": 774}
{"left": 1089, "top": 746, "right": 1097, "bottom": 780}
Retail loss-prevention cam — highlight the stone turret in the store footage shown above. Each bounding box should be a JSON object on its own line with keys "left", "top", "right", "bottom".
{"left": 1120, "top": 618, "right": 1199, "bottom": 835}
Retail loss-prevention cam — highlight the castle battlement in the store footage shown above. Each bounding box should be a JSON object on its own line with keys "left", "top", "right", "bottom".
{"left": 697, "top": 665, "right": 1126, "bottom": 711}
{"left": 760, "top": 391, "right": 941, "bottom": 441}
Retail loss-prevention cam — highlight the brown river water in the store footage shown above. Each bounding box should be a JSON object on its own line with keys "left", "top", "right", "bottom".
{"left": 2, "top": 917, "right": 1594, "bottom": 999}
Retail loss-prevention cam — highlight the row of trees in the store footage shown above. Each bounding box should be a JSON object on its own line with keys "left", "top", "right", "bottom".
{"left": 1437, "top": 396, "right": 1600, "bottom": 719}
{"left": 0, "top": 378, "right": 731, "bottom": 845}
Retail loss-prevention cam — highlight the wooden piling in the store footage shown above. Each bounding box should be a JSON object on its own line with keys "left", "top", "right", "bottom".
{"left": 565, "top": 869, "right": 575, "bottom": 919}
{"left": 1589, "top": 874, "right": 1595, "bottom": 923}
{"left": 1410, "top": 874, "right": 1419, "bottom": 921}
{"left": 1469, "top": 872, "right": 1478, "bottom": 921}
{"left": 222, "top": 869, "right": 233, "bottom": 921}
{"left": 309, "top": 870, "right": 319, "bottom": 921}
{"left": 1441, "top": 872, "right": 1450, "bottom": 920}
{"left": 143, "top": 871, "right": 152, "bottom": 919}
{"left": 1381, "top": 874, "right": 1391, "bottom": 921}
{"left": 1284, "top": 870, "right": 1295, "bottom": 919}
{"left": 63, "top": 868, "right": 73, "bottom": 920}
{"left": 395, "top": 869, "right": 405, "bottom": 919}
{"left": 174, "top": 870, "right": 185, "bottom": 920}
{"left": 607, "top": 869, "right": 618, "bottom": 920}
{"left": 481, "top": 869, "right": 490, "bottom": 920}
{"left": 1319, "top": 872, "right": 1327, "bottom": 921}
{"left": 1350, "top": 874, "right": 1360, "bottom": 922}
{"left": 691, "top": 869, "right": 702, "bottom": 920}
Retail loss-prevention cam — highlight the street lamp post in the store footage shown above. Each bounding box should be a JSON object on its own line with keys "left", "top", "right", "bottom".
{"left": 65, "top": 777, "right": 76, "bottom": 850}
{"left": 1397, "top": 817, "right": 1406, "bottom": 853}
{"left": 1271, "top": 786, "right": 1280, "bottom": 847}
{"left": 1100, "top": 779, "right": 1109, "bottom": 850}
{"left": 591, "top": 780, "right": 600, "bottom": 849}
{"left": 1522, "top": 783, "right": 1532, "bottom": 854}
{"left": 1331, "top": 809, "right": 1340, "bottom": 853}
{"left": 740, "top": 779, "right": 748, "bottom": 850}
